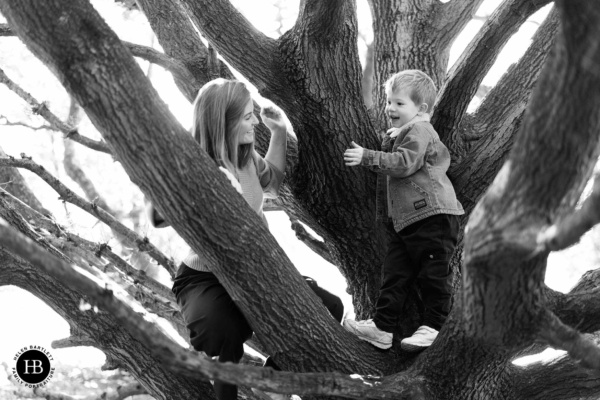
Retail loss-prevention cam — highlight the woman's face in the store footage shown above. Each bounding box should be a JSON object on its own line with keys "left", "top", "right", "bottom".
{"left": 237, "top": 98, "right": 259, "bottom": 145}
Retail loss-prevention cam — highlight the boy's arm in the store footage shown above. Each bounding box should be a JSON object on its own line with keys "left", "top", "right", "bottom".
{"left": 361, "top": 130, "right": 429, "bottom": 178}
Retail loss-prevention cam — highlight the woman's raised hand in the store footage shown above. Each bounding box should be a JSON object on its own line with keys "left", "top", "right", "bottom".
{"left": 260, "top": 106, "right": 287, "bottom": 134}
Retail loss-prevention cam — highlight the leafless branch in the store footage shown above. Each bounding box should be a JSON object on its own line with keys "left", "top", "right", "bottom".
{"left": 0, "top": 222, "right": 423, "bottom": 399}
{"left": 0, "top": 188, "right": 179, "bottom": 320}
{"left": 539, "top": 310, "right": 600, "bottom": 369}
{"left": 450, "top": 8, "right": 560, "bottom": 212}
{"left": 545, "top": 284, "right": 600, "bottom": 334}
{"left": 0, "top": 23, "right": 12, "bottom": 36}
{"left": 178, "top": 0, "right": 277, "bottom": 91}
{"left": 123, "top": 41, "right": 198, "bottom": 88}
{"left": 0, "top": 114, "right": 51, "bottom": 130}
{"left": 0, "top": 156, "right": 177, "bottom": 277}
{"left": 433, "top": 0, "right": 553, "bottom": 143}
{"left": 52, "top": 335, "right": 96, "bottom": 349}
{"left": 537, "top": 176, "right": 600, "bottom": 252}
{"left": 0, "top": 67, "right": 112, "bottom": 154}
{"left": 290, "top": 218, "right": 336, "bottom": 266}
{"left": 0, "top": 146, "right": 49, "bottom": 214}
{"left": 435, "top": 0, "right": 485, "bottom": 48}
{"left": 508, "top": 336, "right": 600, "bottom": 400}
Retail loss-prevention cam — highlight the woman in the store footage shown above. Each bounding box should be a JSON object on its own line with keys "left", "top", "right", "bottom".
{"left": 151, "top": 79, "right": 343, "bottom": 400}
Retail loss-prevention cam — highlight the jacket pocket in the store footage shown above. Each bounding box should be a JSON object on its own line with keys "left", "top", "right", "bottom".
{"left": 390, "top": 179, "right": 432, "bottom": 219}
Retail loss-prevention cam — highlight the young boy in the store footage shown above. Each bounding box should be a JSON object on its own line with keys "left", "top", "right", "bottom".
{"left": 343, "top": 69, "right": 463, "bottom": 351}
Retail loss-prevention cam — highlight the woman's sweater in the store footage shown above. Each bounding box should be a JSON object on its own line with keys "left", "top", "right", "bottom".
{"left": 181, "top": 152, "right": 284, "bottom": 271}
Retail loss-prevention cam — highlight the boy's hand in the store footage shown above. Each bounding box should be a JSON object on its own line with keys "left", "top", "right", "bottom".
{"left": 260, "top": 106, "right": 287, "bottom": 134}
{"left": 344, "top": 141, "right": 364, "bottom": 166}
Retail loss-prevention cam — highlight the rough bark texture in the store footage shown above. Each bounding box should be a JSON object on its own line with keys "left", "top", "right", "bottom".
{"left": 0, "top": 249, "right": 216, "bottom": 400}
{"left": 1, "top": 0, "right": 600, "bottom": 399}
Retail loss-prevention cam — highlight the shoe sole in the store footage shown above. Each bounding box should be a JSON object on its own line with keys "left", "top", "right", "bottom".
{"left": 352, "top": 332, "right": 392, "bottom": 350}
{"left": 400, "top": 342, "right": 430, "bottom": 352}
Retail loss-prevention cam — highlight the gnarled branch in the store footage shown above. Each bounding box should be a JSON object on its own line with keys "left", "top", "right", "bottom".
{"left": 0, "top": 221, "right": 426, "bottom": 399}
{"left": 433, "top": 0, "right": 553, "bottom": 143}
{"left": 538, "top": 311, "right": 600, "bottom": 369}
{"left": 451, "top": 7, "right": 559, "bottom": 214}
{"left": 434, "top": 0, "right": 485, "bottom": 49}
{"left": 295, "top": 0, "right": 356, "bottom": 40}
{"left": 0, "top": 66, "right": 112, "bottom": 154}
{"left": 537, "top": 176, "right": 600, "bottom": 253}
{"left": 0, "top": 156, "right": 177, "bottom": 277}
{"left": 178, "top": 0, "right": 277, "bottom": 91}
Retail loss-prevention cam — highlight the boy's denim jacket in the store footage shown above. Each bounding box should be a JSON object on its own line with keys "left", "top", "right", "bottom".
{"left": 361, "top": 119, "right": 464, "bottom": 232}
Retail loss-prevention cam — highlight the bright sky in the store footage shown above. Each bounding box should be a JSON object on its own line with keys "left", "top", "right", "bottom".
{"left": 0, "top": 0, "right": 591, "bottom": 383}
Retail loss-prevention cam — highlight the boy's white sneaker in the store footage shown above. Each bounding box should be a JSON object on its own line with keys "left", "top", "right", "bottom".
{"left": 343, "top": 319, "right": 392, "bottom": 349}
{"left": 401, "top": 325, "right": 438, "bottom": 352}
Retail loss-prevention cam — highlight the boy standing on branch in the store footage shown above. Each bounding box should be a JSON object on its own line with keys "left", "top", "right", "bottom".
{"left": 343, "top": 70, "right": 463, "bottom": 351}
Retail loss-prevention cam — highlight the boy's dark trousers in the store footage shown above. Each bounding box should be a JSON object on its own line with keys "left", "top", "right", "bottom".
{"left": 373, "top": 214, "right": 459, "bottom": 332}
{"left": 172, "top": 265, "right": 344, "bottom": 400}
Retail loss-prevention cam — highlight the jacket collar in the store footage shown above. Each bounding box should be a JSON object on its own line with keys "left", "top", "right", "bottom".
{"left": 388, "top": 113, "right": 431, "bottom": 138}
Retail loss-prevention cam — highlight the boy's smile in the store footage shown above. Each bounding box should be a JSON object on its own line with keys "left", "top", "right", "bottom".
{"left": 385, "top": 87, "right": 422, "bottom": 128}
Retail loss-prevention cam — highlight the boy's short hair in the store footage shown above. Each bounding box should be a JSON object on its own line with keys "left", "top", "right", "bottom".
{"left": 385, "top": 70, "right": 437, "bottom": 111}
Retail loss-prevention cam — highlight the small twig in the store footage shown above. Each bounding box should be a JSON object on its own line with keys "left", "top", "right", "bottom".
{"left": 0, "top": 156, "right": 177, "bottom": 277}
{"left": 0, "top": 114, "right": 52, "bottom": 130}
{"left": 539, "top": 310, "right": 600, "bottom": 369}
{"left": 537, "top": 176, "right": 600, "bottom": 252}
{"left": 0, "top": 66, "right": 111, "bottom": 154}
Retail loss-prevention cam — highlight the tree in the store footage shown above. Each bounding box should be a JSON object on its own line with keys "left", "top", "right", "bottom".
{"left": 1, "top": 0, "right": 600, "bottom": 398}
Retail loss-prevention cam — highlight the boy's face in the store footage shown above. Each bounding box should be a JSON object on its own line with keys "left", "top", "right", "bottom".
{"left": 385, "top": 87, "right": 422, "bottom": 128}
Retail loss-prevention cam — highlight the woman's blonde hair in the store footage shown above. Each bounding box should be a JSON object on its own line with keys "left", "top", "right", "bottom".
{"left": 192, "top": 79, "right": 254, "bottom": 174}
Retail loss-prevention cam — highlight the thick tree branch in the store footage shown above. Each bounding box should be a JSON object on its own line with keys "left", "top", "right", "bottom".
{"left": 0, "top": 156, "right": 177, "bottom": 277}
{"left": 539, "top": 311, "right": 600, "bottom": 369}
{"left": 0, "top": 67, "right": 112, "bottom": 154}
{"left": 508, "top": 339, "right": 600, "bottom": 400}
{"left": 7, "top": 370, "right": 148, "bottom": 400}
{"left": 295, "top": 0, "right": 356, "bottom": 40}
{"left": 0, "top": 249, "right": 216, "bottom": 399}
{"left": 433, "top": 0, "right": 552, "bottom": 143}
{"left": 545, "top": 266, "right": 600, "bottom": 334}
{"left": 451, "top": 7, "right": 559, "bottom": 213}
{"left": 504, "top": 0, "right": 600, "bottom": 216}
{"left": 537, "top": 176, "right": 600, "bottom": 253}
{"left": 178, "top": 0, "right": 277, "bottom": 91}
{"left": 434, "top": 0, "right": 486, "bottom": 49}
{"left": 0, "top": 222, "right": 424, "bottom": 399}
